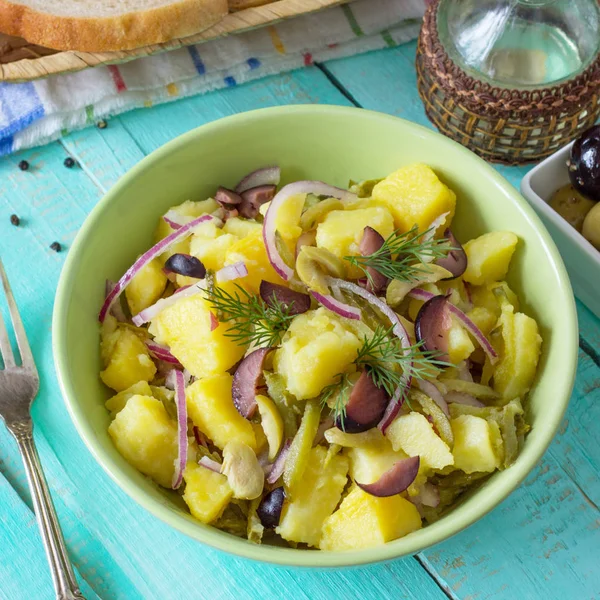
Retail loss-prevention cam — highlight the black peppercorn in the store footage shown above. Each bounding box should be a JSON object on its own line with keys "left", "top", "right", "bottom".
{"left": 97, "top": 120, "right": 108, "bottom": 129}
{"left": 18, "top": 160, "right": 29, "bottom": 171}
{"left": 10, "top": 214, "right": 20, "bottom": 226}
{"left": 50, "top": 242, "right": 62, "bottom": 252}
{"left": 64, "top": 157, "right": 76, "bottom": 168}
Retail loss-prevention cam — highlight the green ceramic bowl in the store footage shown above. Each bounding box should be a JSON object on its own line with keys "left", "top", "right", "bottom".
{"left": 53, "top": 105, "right": 577, "bottom": 568}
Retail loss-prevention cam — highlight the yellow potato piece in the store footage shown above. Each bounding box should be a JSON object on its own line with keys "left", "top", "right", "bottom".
{"left": 463, "top": 231, "right": 518, "bottom": 286}
{"left": 255, "top": 394, "right": 284, "bottom": 461}
{"left": 183, "top": 462, "right": 232, "bottom": 524}
{"left": 105, "top": 380, "right": 153, "bottom": 415}
{"left": 372, "top": 163, "right": 456, "bottom": 233}
{"left": 223, "top": 216, "right": 263, "bottom": 238}
{"left": 108, "top": 395, "right": 179, "bottom": 488}
{"left": 347, "top": 439, "right": 408, "bottom": 485}
{"left": 186, "top": 373, "right": 257, "bottom": 451}
{"left": 125, "top": 258, "right": 168, "bottom": 317}
{"left": 320, "top": 485, "right": 422, "bottom": 551}
{"left": 451, "top": 415, "right": 500, "bottom": 474}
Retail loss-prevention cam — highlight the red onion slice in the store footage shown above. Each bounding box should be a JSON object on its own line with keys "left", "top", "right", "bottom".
{"left": 100, "top": 214, "right": 217, "bottom": 322}
{"left": 414, "top": 295, "right": 452, "bottom": 362}
{"left": 310, "top": 291, "right": 361, "bottom": 320}
{"left": 266, "top": 439, "right": 291, "bottom": 484}
{"left": 209, "top": 312, "right": 219, "bottom": 332}
{"left": 162, "top": 209, "right": 187, "bottom": 230}
{"left": 357, "top": 456, "right": 420, "bottom": 497}
{"left": 359, "top": 226, "right": 389, "bottom": 294}
{"left": 145, "top": 340, "right": 181, "bottom": 366}
{"left": 295, "top": 231, "right": 316, "bottom": 257}
{"left": 409, "top": 288, "right": 498, "bottom": 364}
{"left": 105, "top": 280, "right": 127, "bottom": 322}
{"left": 193, "top": 426, "right": 208, "bottom": 448}
{"left": 336, "top": 370, "right": 389, "bottom": 433}
{"left": 263, "top": 181, "right": 357, "bottom": 281}
{"left": 215, "top": 261, "right": 248, "bottom": 283}
{"left": 259, "top": 281, "right": 311, "bottom": 315}
{"left": 436, "top": 229, "right": 467, "bottom": 279}
{"left": 198, "top": 456, "right": 222, "bottom": 473}
{"left": 170, "top": 369, "right": 188, "bottom": 490}
{"left": 232, "top": 348, "right": 273, "bottom": 419}
{"left": 445, "top": 391, "right": 484, "bottom": 407}
{"left": 422, "top": 211, "right": 450, "bottom": 243}
{"left": 327, "top": 278, "right": 412, "bottom": 432}
{"left": 235, "top": 166, "right": 281, "bottom": 194}
{"left": 417, "top": 379, "right": 450, "bottom": 418}
{"left": 131, "top": 281, "right": 206, "bottom": 327}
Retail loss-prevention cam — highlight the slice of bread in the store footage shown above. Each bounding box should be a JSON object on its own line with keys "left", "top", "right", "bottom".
{"left": 0, "top": 0, "right": 229, "bottom": 51}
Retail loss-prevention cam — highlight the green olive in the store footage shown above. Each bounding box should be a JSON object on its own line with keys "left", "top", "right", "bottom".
{"left": 299, "top": 198, "right": 343, "bottom": 230}
{"left": 549, "top": 184, "right": 596, "bottom": 232}
{"left": 582, "top": 202, "right": 600, "bottom": 250}
{"left": 296, "top": 246, "right": 346, "bottom": 294}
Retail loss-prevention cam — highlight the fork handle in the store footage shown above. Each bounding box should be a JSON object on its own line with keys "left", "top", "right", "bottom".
{"left": 11, "top": 422, "right": 86, "bottom": 600}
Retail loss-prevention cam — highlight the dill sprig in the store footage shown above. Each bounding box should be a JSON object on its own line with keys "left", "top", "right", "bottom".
{"left": 344, "top": 224, "right": 455, "bottom": 285}
{"left": 204, "top": 283, "right": 295, "bottom": 348}
{"left": 320, "top": 373, "right": 351, "bottom": 430}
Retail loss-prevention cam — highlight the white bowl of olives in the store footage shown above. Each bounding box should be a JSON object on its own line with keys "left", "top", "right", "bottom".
{"left": 521, "top": 126, "right": 600, "bottom": 319}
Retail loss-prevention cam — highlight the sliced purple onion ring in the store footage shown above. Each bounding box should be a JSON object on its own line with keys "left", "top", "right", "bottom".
{"left": 266, "top": 439, "right": 291, "bottom": 484}
{"left": 209, "top": 312, "right": 219, "bottom": 332}
{"left": 169, "top": 369, "right": 188, "bottom": 489}
{"left": 445, "top": 391, "right": 484, "bottom": 407}
{"left": 311, "top": 291, "right": 361, "bottom": 320}
{"left": 162, "top": 209, "right": 187, "bottom": 230}
{"left": 232, "top": 347, "right": 273, "bottom": 419}
{"left": 336, "top": 370, "right": 389, "bottom": 433}
{"left": 198, "top": 456, "right": 222, "bottom": 473}
{"left": 145, "top": 340, "right": 181, "bottom": 366}
{"left": 263, "top": 182, "right": 357, "bottom": 281}
{"left": 235, "top": 166, "right": 281, "bottom": 194}
{"left": 131, "top": 281, "right": 206, "bottom": 327}
{"left": 215, "top": 261, "right": 248, "bottom": 283}
{"left": 99, "top": 214, "right": 217, "bottom": 322}
{"left": 409, "top": 288, "right": 498, "bottom": 364}
{"left": 105, "top": 280, "right": 127, "bottom": 322}
{"left": 417, "top": 379, "right": 450, "bottom": 418}
{"left": 414, "top": 294, "right": 452, "bottom": 362}
{"left": 357, "top": 456, "right": 420, "bottom": 497}
{"left": 436, "top": 229, "right": 467, "bottom": 279}
{"left": 327, "top": 278, "right": 413, "bottom": 432}
{"left": 259, "top": 281, "right": 311, "bottom": 315}
{"left": 359, "top": 226, "right": 389, "bottom": 294}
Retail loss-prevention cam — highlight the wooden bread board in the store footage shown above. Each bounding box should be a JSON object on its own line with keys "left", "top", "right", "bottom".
{"left": 0, "top": 0, "right": 348, "bottom": 82}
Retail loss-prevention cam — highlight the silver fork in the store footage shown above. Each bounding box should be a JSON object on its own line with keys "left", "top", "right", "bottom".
{"left": 0, "top": 260, "right": 85, "bottom": 600}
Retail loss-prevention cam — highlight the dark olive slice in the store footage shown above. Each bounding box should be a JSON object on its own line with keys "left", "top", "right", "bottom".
{"left": 259, "top": 280, "right": 311, "bottom": 315}
{"left": 257, "top": 486, "right": 285, "bottom": 528}
{"left": 568, "top": 125, "right": 600, "bottom": 201}
{"left": 436, "top": 229, "right": 467, "bottom": 279}
{"left": 215, "top": 186, "right": 243, "bottom": 209}
{"left": 414, "top": 294, "right": 451, "bottom": 362}
{"left": 164, "top": 253, "right": 206, "bottom": 279}
{"left": 232, "top": 347, "right": 273, "bottom": 418}
{"left": 239, "top": 185, "right": 277, "bottom": 219}
{"left": 357, "top": 456, "right": 420, "bottom": 497}
{"left": 359, "top": 226, "right": 389, "bottom": 294}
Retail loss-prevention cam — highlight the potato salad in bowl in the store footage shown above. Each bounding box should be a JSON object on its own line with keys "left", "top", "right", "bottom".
{"left": 98, "top": 163, "right": 542, "bottom": 551}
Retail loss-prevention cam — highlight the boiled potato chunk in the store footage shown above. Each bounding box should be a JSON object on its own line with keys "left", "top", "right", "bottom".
{"left": 224, "top": 231, "right": 284, "bottom": 294}
{"left": 466, "top": 306, "right": 497, "bottom": 337}
{"left": 274, "top": 308, "right": 362, "bottom": 399}
{"left": 315, "top": 207, "right": 394, "bottom": 276}
{"left": 149, "top": 294, "right": 246, "bottom": 378}
{"left": 100, "top": 328, "right": 156, "bottom": 392}
{"left": 105, "top": 380, "right": 153, "bottom": 415}
{"left": 190, "top": 230, "right": 239, "bottom": 273}
{"left": 386, "top": 412, "right": 454, "bottom": 470}
{"left": 277, "top": 446, "right": 348, "bottom": 547}
{"left": 183, "top": 462, "right": 233, "bottom": 524}
{"left": 347, "top": 438, "right": 408, "bottom": 484}
{"left": 463, "top": 232, "right": 518, "bottom": 285}
{"left": 186, "top": 373, "right": 256, "bottom": 451}
{"left": 275, "top": 193, "right": 306, "bottom": 242}
{"left": 451, "top": 415, "right": 500, "bottom": 474}
{"left": 125, "top": 258, "right": 168, "bottom": 317}
{"left": 222, "top": 217, "right": 262, "bottom": 238}
{"left": 320, "top": 485, "right": 422, "bottom": 551}
{"left": 371, "top": 163, "right": 456, "bottom": 233}
{"left": 493, "top": 304, "right": 542, "bottom": 399}
{"left": 448, "top": 323, "right": 475, "bottom": 364}
{"left": 108, "top": 395, "right": 179, "bottom": 488}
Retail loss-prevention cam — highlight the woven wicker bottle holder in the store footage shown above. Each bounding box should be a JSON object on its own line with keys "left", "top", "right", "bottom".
{"left": 416, "top": 0, "right": 600, "bottom": 165}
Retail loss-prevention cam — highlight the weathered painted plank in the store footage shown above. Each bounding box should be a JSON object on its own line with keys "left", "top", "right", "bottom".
{"left": 0, "top": 68, "right": 447, "bottom": 600}
{"left": 326, "top": 41, "right": 600, "bottom": 598}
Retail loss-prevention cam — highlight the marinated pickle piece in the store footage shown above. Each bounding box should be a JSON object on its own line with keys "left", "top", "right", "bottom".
{"left": 582, "top": 202, "right": 600, "bottom": 250}
{"left": 549, "top": 184, "right": 595, "bottom": 232}
{"left": 296, "top": 245, "right": 346, "bottom": 293}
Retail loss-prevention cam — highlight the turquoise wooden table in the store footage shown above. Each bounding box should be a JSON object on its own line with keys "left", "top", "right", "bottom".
{"left": 1, "top": 40, "right": 599, "bottom": 600}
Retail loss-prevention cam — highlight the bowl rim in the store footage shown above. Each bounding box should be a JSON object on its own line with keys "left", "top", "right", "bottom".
{"left": 53, "top": 104, "right": 578, "bottom": 568}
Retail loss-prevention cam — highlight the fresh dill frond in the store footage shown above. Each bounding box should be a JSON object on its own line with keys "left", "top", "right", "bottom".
{"left": 204, "top": 283, "right": 295, "bottom": 348}
{"left": 320, "top": 373, "right": 351, "bottom": 428}
{"left": 354, "top": 325, "right": 453, "bottom": 396}
{"left": 344, "top": 224, "right": 455, "bottom": 285}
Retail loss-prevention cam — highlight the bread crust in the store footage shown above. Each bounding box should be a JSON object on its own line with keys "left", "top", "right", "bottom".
{"left": 228, "top": 0, "right": 274, "bottom": 10}
{"left": 0, "top": 0, "right": 229, "bottom": 51}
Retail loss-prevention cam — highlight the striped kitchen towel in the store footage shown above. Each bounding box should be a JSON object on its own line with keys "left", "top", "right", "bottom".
{"left": 0, "top": 0, "right": 425, "bottom": 156}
